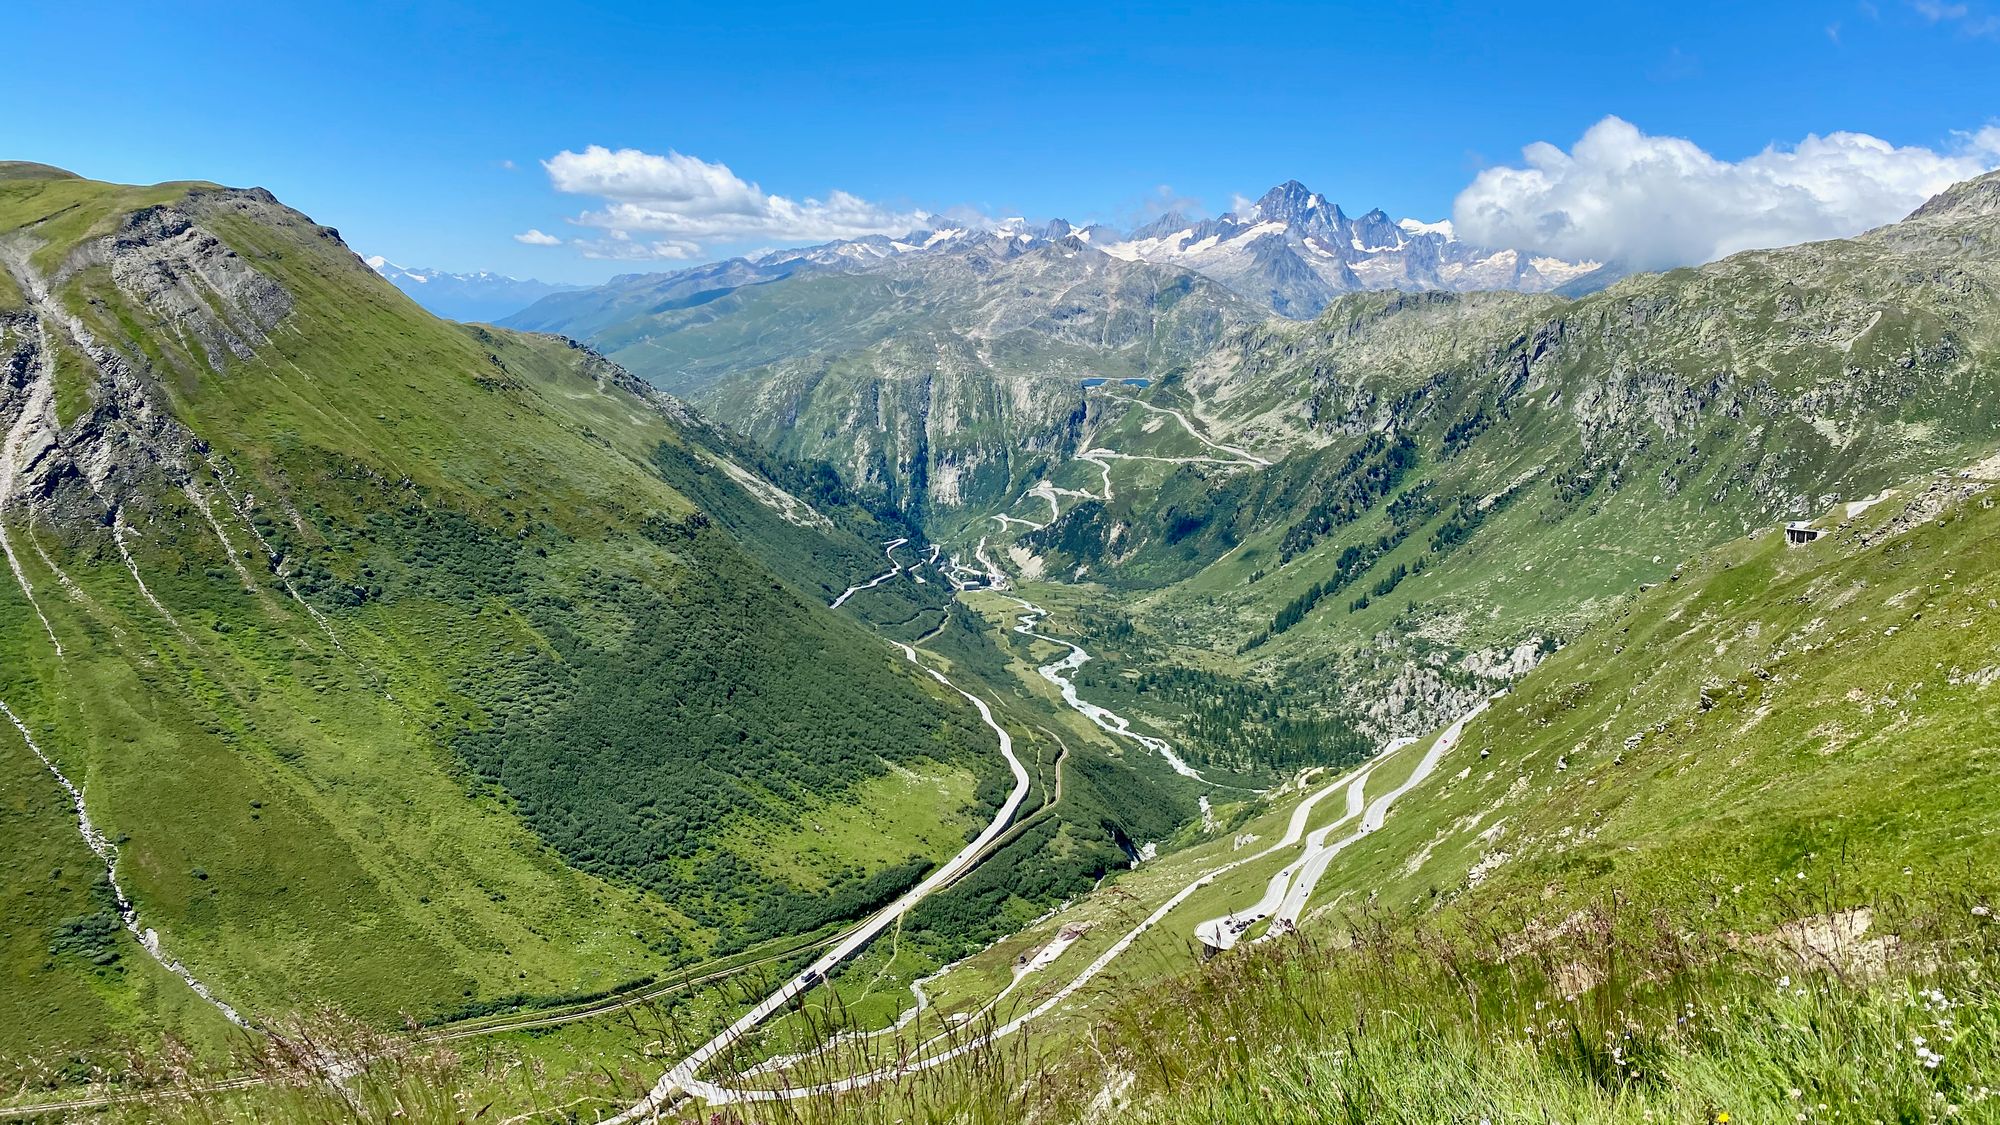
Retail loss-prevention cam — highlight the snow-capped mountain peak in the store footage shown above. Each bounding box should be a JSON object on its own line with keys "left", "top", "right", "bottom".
{"left": 366, "top": 258, "right": 587, "bottom": 322}
{"left": 1088, "top": 180, "right": 1596, "bottom": 315}
{"left": 1396, "top": 216, "right": 1455, "bottom": 239}
{"left": 487, "top": 179, "right": 1601, "bottom": 324}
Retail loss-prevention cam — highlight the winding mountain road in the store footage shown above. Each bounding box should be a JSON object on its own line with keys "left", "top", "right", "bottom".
{"left": 669, "top": 689, "right": 1499, "bottom": 1104}
{"left": 830, "top": 538, "right": 910, "bottom": 608}
{"left": 602, "top": 640, "right": 1032, "bottom": 1123}
{"left": 1103, "top": 392, "right": 1271, "bottom": 466}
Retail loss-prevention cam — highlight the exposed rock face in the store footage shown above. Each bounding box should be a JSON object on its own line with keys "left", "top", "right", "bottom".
{"left": 0, "top": 190, "right": 298, "bottom": 539}
{"left": 96, "top": 202, "right": 292, "bottom": 368}
{"left": 681, "top": 240, "right": 1258, "bottom": 516}
{"left": 1099, "top": 179, "right": 1601, "bottom": 315}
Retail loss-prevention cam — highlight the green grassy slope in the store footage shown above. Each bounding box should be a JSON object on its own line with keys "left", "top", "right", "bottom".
{"left": 0, "top": 167, "right": 1004, "bottom": 1072}
{"left": 985, "top": 172, "right": 2000, "bottom": 740}
{"left": 1059, "top": 463, "right": 2000, "bottom": 1125}
{"left": 736, "top": 465, "right": 2000, "bottom": 1125}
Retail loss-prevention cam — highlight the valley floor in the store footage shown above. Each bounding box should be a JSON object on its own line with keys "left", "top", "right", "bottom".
{"left": 14, "top": 416, "right": 2000, "bottom": 1125}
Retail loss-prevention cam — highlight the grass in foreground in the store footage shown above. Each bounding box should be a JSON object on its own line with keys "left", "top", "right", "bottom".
{"left": 69, "top": 876, "right": 1998, "bottom": 1125}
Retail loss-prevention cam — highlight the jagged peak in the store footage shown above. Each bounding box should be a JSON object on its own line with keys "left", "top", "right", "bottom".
{"left": 1128, "top": 210, "right": 1193, "bottom": 241}
{"left": 1252, "top": 180, "right": 1342, "bottom": 225}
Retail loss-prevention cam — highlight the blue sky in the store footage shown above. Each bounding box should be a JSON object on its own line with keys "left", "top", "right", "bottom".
{"left": 5, "top": 0, "right": 1997, "bottom": 281}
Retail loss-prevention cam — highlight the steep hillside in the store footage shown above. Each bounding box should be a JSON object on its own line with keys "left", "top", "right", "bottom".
{"left": 0, "top": 166, "right": 1007, "bottom": 1068}
{"left": 976, "top": 171, "right": 2000, "bottom": 736}
{"left": 364, "top": 258, "right": 585, "bottom": 323}
{"left": 860, "top": 459, "right": 2000, "bottom": 1125}
{"left": 514, "top": 236, "right": 1262, "bottom": 516}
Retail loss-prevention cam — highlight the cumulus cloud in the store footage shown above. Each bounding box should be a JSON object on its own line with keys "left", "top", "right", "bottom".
{"left": 541, "top": 145, "right": 935, "bottom": 251}
{"left": 1453, "top": 116, "right": 2000, "bottom": 270}
{"left": 568, "top": 233, "right": 703, "bottom": 261}
{"left": 512, "top": 228, "right": 561, "bottom": 246}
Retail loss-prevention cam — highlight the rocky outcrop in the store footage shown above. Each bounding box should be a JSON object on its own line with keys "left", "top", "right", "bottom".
{"left": 0, "top": 190, "right": 304, "bottom": 557}
{"left": 93, "top": 201, "right": 292, "bottom": 370}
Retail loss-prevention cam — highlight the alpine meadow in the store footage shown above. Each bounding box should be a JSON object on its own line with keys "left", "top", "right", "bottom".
{"left": 5, "top": 4, "right": 2000, "bottom": 1123}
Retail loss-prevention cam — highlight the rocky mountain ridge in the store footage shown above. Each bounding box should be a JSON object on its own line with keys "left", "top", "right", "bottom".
{"left": 1097, "top": 179, "right": 1601, "bottom": 316}
{"left": 365, "top": 256, "right": 586, "bottom": 322}
{"left": 505, "top": 178, "right": 1601, "bottom": 332}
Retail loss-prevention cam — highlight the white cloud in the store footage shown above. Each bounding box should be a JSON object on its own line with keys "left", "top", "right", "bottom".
{"left": 541, "top": 145, "right": 936, "bottom": 251}
{"left": 512, "top": 228, "right": 562, "bottom": 246}
{"left": 1913, "top": 0, "right": 2000, "bottom": 36}
{"left": 569, "top": 234, "right": 703, "bottom": 261}
{"left": 1452, "top": 116, "right": 2000, "bottom": 270}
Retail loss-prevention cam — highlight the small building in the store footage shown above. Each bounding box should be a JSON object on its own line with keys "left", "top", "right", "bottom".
{"left": 1783, "top": 520, "right": 1825, "bottom": 546}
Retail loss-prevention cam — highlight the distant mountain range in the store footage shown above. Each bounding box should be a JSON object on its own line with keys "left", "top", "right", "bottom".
{"left": 490, "top": 181, "right": 1613, "bottom": 517}
{"left": 502, "top": 179, "right": 1606, "bottom": 330}
{"left": 1096, "top": 180, "right": 1609, "bottom": 315}
{"left": 364, "top": 256, "right": 586, "bottom": 322}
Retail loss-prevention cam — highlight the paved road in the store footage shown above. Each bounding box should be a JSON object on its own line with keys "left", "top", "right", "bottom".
{"left": 1103, "top": 392, "right": 1272, "bottom": 466}
{"left": 681, "top": 691, "right": 1499, "bottom": 1102}
{"left": 602, "top": 640, "right": 1032, "bottom": 1122}
{"left": 830, "top": 538, "right": 909, "bottom": 608}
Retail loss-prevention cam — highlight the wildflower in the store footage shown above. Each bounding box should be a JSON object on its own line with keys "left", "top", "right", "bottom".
{"left": 1974, "top": 905, "right": 1992, "bottom": 917}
